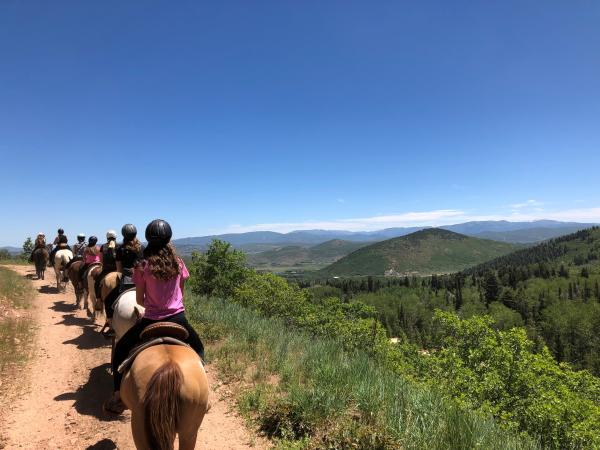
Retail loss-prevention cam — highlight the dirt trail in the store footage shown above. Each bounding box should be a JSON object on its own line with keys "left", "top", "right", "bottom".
{"left": 1, "top": 265, "right": 267, "bottom": 450}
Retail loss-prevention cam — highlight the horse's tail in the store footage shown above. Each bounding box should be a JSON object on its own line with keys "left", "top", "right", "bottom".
{"left": 143, "top": 360, "right": 183, "bottom": 450}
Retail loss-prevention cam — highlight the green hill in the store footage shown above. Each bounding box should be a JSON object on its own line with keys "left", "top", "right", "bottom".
{"left": 247, "top": 239, "right": 368, "bottom": 270}
{"left": 319, "top": 228, "right": 518, "bottom": 277}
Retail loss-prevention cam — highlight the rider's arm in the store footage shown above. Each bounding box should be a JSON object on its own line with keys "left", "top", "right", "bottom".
{"left": 133, "top": 264, "right": 145, "bottom": 306}
{"left": 136, "top": 283, "right": 145, "bottom": 306}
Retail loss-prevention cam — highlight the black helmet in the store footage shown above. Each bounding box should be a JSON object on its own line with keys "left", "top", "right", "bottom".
{"left": 88, "top": 236, "right": 98, "bottom": 246}
{"left": 58, "top": 228, "right": 64, "bottom": 235}
{"left": 145, "top": 219, "right": 172, "bottom": 247}
{"left": 58, "top": 235, "right": 68, "bottom": 244}
{"left": 122, "top": 224, "right": 137, "bottom": 241}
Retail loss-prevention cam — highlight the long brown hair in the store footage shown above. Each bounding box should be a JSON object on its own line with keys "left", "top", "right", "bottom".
{"left": 143, "top": 243, "right": 180, "bottom": 281}
{"left": 123, "top": 237, "right": 142, "bottom": 253}
{"left": 85, "top": 245, "right": 100, "bottom": 256}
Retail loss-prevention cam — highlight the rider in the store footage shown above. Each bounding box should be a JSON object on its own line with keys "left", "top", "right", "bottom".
{"left": 94, "top": 230, "right": 118, "bottom": 300}
{"left": 65, "top": 233, "right": 86, "bottom": 269}
{"left": 49, "top": 229, "right": 69, "bottom": 266}
{"left": 73, "top": 234, "right": 87, "bottom": 258}
{"left": 29, "top": 232, "right": 47, "bottom": 262}
{"left": 79, "top": 236, "right": 101, "bottom": 281}
{"left": 101, "top": 224, "right": 144, "bottom": 331}
{"left": 103, "top": 219, "right": 205, "bottom": 415}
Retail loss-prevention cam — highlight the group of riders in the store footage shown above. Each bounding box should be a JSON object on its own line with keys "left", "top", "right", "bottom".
{"left": 31, "top": 219, "right": 205, "bottom": 415}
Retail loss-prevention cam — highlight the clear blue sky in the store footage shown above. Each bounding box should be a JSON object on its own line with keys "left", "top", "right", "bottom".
{"left": 1, "top": 1, "right": 599, "bottom": 246}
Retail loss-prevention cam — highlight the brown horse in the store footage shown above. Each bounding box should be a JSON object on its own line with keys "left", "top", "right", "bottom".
{"left": 66, "top": 260, "right": 85, "bottom": 306}
{"left": 32, "top": 247, "right": 49, "bottom": 280}
{"left": 112, "top": 294, "right": 209, "bottom": 449}
{"left": 120, "top": 345, "right": 209, "bottom": 450}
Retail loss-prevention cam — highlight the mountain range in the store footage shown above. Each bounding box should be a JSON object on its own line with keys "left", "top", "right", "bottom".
{"left": 172, "top": 220, "right": 596, "bottom": 255}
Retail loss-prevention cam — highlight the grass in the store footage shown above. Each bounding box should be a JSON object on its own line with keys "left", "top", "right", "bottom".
{"left": 186, "top": 294, "right": 538, "bottom": 450}
{"left": 0, "top": 267, "right": 36, "bottom": 371}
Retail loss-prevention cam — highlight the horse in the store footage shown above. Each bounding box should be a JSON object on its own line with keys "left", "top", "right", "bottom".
{"left": 96, "top": 271, "right": 122, "bottom": 326}
{"left": 83, "top": 263, "right": 103, "bottom": 317}
{"left": 113, "top": 291, "right": 209, "bottom": 450}
{"left": 53, "top": 249, "right": 73, "bottom": 291}
{"left": 32, "top": 247, "right": 49, "bottom": 280}
{"left": 66, "top": 260, "right": 86, "bottom": 306}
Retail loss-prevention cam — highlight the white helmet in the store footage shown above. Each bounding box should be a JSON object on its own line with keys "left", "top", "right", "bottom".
{"left": 106, "top": 229, "right": 117, "bottom": 240}
{"left": 37, "top": 232, "right": 45, "bottom": 237}
{"left": 77, "top": 233, "right": 85, "bottom": 238}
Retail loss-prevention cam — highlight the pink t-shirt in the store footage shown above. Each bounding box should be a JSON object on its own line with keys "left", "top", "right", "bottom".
{"left": 84, "top": 247, "right": 101, "bottom": 264}
{"left": 133, "top": 258, "right": 189, "bottom": 320}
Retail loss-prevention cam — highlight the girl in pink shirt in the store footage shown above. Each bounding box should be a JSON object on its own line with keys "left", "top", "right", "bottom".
{"left": 104, "top": 219, "right": 204, "bottom": 415}
{"left": 78, "top": 236, "right": 101, "bottom": 281}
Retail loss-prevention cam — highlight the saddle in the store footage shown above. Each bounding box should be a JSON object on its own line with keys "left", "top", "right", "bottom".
{"left": 83, "top": 262, "right": 102, "bottom": 280}
{"left": 117, "top": 322, "right": 190, "bottom": 374}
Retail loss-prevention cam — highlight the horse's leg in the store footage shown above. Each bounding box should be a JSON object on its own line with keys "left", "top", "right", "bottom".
{"left": 130, "top": 409, "right": 150, "bottom": 450}
{"left": 178, "top": 430, "right": 200, "bottom": 450}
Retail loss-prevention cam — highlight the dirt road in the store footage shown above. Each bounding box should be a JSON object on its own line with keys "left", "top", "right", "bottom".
{"left": 1, "top": 265, "right": 267, "bottom": 450}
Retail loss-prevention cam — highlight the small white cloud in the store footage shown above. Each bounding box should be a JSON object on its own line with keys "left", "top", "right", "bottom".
{"left": 509, "top": 199, "right": 544, "bottom": 209}
{"left": 221, "top": 206, "right": 600, "bottom": 234}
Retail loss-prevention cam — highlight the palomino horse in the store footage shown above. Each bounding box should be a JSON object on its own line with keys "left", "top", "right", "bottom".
{"left": 97, "top": 271, "right": 121, "bottom": 322}
{"left": 53, "top": 249, "right": 73, "bottom": 291}
{"left": 83, "top": 263, "right": 103, "bottom": 317}
{"left": 32, "top": 247, "right": 49, "bottom": 280}
{"left": 113, "top": 291, "right": 209, "bottom": 450}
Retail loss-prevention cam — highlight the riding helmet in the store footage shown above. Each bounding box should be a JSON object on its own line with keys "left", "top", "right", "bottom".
{"left": 77, "top": 233, "right": 85, "bottom": 242}
{"left": 88, "top": 236, "right": 98, "bottom": 246}
{"left": 145, "top": 219, "right": 172, "bottom": 247}
{"left": 106, "top": 230, "right": 117, "bottom": 240}
{"left": 38, "top": 232, "right": 45, "bottom": 237}
{"left": 121, "top": 224, "right": 137, "bottom": 241}
{"left": 58, "top": 228, "right": 64, "bottom": 235}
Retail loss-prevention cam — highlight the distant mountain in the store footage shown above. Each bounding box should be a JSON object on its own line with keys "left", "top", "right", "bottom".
{"left": 471, "top": 225, "right": 592, "bottom": 244}
{"left": 172, "top": 220, "right": 596, "bottom": 255}
{"left": 318, "top": 228, "right": 518, "bottom": 277}
{"left": 0, "top": 246, "right": 21, "bottom": 255}
{"left": 465, "top": 226, "right": 600, "bottom": 275}
{"left": 247, "top": 239, "right": 368, "bottom": 270}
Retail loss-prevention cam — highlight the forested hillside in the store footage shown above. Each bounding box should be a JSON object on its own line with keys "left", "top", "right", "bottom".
{"left": 188, "top": 239, "right": 600, "bottom": 449}
{"left": 306, "top": 227, "right": 600, "bottom": 376}
{"left": 319, "top": 228, "right": 518, "bottom": 277}
{"left": 246, "top": 239, "right": 368, "bottom": 270}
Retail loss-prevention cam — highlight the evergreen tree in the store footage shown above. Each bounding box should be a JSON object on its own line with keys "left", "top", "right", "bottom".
{"left": 483, "top": 271, "right": 500, "bottom": 305}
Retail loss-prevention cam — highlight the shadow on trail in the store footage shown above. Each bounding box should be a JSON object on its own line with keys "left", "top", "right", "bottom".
{"left": 51, "top": 300, "right": 77, "bottom": 313}
{"left": 63, "top": 324, "right": 110, "bottom": 350}
{"left": 86, "top": 439, "right": 117, "bottom": 450}
{"left": 39, "top": 285, "right": 59, "bottom": 295}
{"left": 56, "top": 313, "right": 92, "bottom": 328}
{"left": 54, "top": 363, "right": 124, "bottom": 423}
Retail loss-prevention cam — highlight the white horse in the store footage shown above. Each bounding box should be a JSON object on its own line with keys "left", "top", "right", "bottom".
{"left": 53, "top": 249, "right": 73, "bottom": 291}
{"left": 112, "top": 289, "right": 145, "bottom": 342}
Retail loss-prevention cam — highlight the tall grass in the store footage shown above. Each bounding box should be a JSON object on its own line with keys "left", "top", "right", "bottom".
{"left": 0, "top": 267, "right": 35, "bottom": 370}
{"left": 186, "top": 295, "right": 538, "bottom": 450}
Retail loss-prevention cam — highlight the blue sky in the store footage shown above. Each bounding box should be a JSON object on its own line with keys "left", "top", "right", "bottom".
{"left": 1, "top": 1, "right": 599, "bottom": 246}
